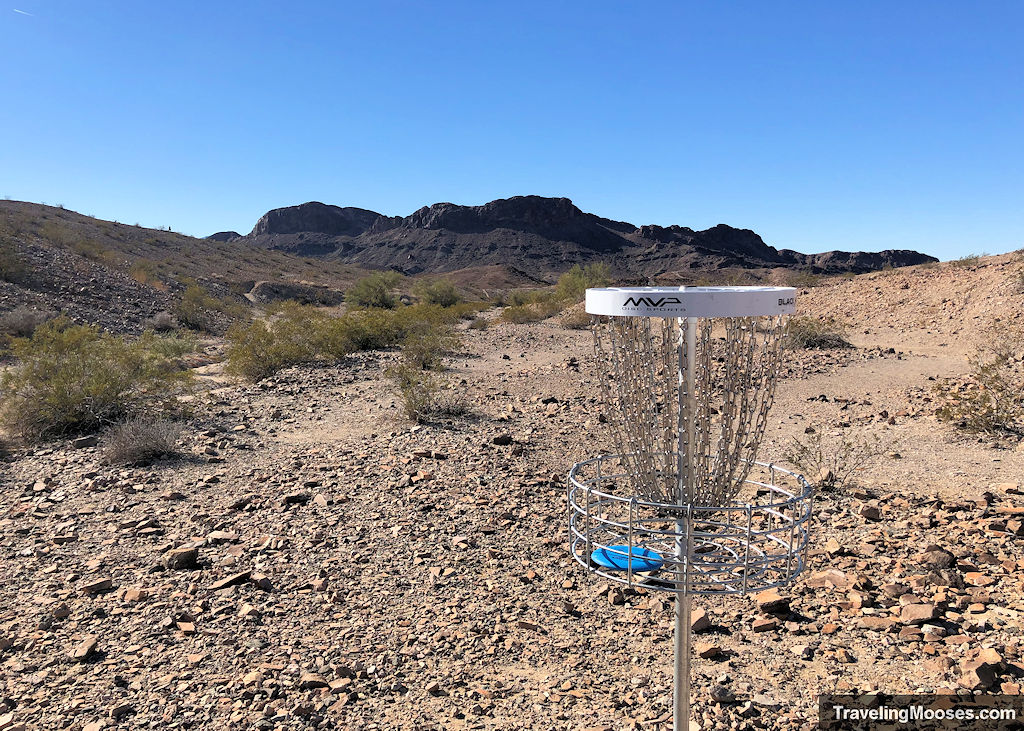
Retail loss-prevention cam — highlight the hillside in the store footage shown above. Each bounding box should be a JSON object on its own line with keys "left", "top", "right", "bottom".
{"left": 800, "top": 251, "right": 1024, "bottom": 356}
{"left": 238, "top": 196, "right": 938, "bottom": 279}
{"left": 0, "top": 201, "right": 369, "bottom": 332}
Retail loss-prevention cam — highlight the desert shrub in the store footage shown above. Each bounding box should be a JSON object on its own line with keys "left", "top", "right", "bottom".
{"left": 0, "top": 319, "right": 192, "bottom": 440}
{"left": 506, "top": 289, "right": 545, "bottom": 307}
{"left": 0, "top": 306, "right": 54, "bottom": 337}
{"left": 784, "top": 270, "right": 822, "bottom": 288}
{"left": 447, "top": 301, "right": 489, "bottom": 320}
{"left": 784, "top": 429, "right": 885, "bottom": 489}
{"left": 175, "top": 283, "right": 249, "bottom": 333}
{"left": 145, "top": 311, "right": 177, "bottom": 332}
{"left": 500, "top": 305, "right": 542, "bottom": 324}
{"left": 500, "top": 299, "right": 563, "bottom": 324}
{"left": 102, "top": 416, "right": 181, "bottom": 465}
{"left": 387, "top": 361, "right": 468, "bottom": 423}
{"left": 0, "top": 239, "right": 27, "bottom": 282}
{"left": 559, "top": 306, "right": 592, "bottom": 330}
{"left": 347, "top": 271, "right": 402, "bottom": 309}
{"left": 333, "top": 308, "right": 404, "bottom": 351}
{"left": 401, "top": 325, "right": 459, "bottom": 371}
{"left": 225, "top": 302, "right": 461, "bottom": 381}
{"left": 413, "top": 278, "right": 461, "bottom": 307}
{"left": 468, "top": 317, "right": 489, "bottom": 330}
{"left": 952, "top": 253, "right": 986, "bottom": 268}
{"left": 556, "top": 262, "right": 612, "bottom": 302}
{"left": 140, "top": 331, "right": 198, "bottom": 359}
{"left": 129, "top": 260, "right": 168, "bottom": 291}
{"left": 784, "top": 316, "right": 853, "bottom": 349}
{"left": 225, "top": 304, "right": 340, "bottom": 381}
{"left": 935, "top": 325, "right": 1024, "bottom": 436}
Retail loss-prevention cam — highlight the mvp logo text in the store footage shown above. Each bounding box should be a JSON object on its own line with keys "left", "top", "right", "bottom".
{"left": 623, "top": 296, "right": 682, "bottom": 308}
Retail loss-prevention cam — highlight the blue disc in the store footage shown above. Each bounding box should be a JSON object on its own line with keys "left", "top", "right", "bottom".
{"left": 590, "top": 545, "right": 664, "bottom": 572}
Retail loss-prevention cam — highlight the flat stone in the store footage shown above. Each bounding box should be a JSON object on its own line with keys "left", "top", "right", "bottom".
{"left": 70, "top": 635, "right": 98, "bottom": 662}
{"left": 123, "top": 588, "right": 148, "bottom": 602}
{"left": 206, "top": 530, "right": 238, "bottom": 543}
{"left": 754, "top": 588, "right": 790, "bottom": 615}
{"left": 162, "top": 546, "right": 198, "bottom": 570}
{"left": 695, "top": 642, "right": 722, "bottom": 659}
{"left": 81, "top": 577, "right": 113, "bottom": 594}
{"left": 299, "top": 672, "right": 330, "bottom": 690}
{"left": 858, "top": 503, "right": 882, "bottom": 521}
{"left": 210, "top": 571, "right": 251, "bottom": 591}
{"left": 900, "top": 602, "right": 939, "bottom": 625}
{"left": 964, "top": 572, "right": 996, "bottom": 587}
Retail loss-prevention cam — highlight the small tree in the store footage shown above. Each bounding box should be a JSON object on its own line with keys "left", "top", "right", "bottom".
{"left": 347, "top": 271, "right": 403, "bottom": 309}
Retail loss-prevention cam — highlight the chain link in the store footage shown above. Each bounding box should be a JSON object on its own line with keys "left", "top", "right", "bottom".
{"left": 593, "top": 314, "right": 786, "bottom": 506}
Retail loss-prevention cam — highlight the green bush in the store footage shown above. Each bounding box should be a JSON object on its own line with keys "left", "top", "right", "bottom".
{"left": 447, "top": 301, "right": 490, "bottom": 320}
{"left": 347, "top": 271, "right": 403, "bottom": 309}
{"left": 0, "top": 319, "right": 192, "bottom": 440}
{"left": 500, "top": 299, "right": 563, "bottom": 324}
{"left": 784, "top": 316, "right": 853, "bottom": 350}
{"left": 556, "top": 262, "right": 612, "bottom": 302}
{"left": 175, "top": 283, "right": 248, "bottom": 333}
{"left": 225, "top": 302, "right": 462, "bottom": 381}
{"left": 468, "top": 317, "right": 489, "bottom": 330}
{"left": 401, "top": 325, "right": 459, "bottom": 371}
{"left": 413, "top": 278, "right": 461, "bottom": 307}
{"left": 783, "top": 270, "right": 822, "bottom": 288}
{"left": 506, "top": 288, "right": 548, "bottom": 307}
{"left": 225, "top": 304, "right": 345, "bottom": 381}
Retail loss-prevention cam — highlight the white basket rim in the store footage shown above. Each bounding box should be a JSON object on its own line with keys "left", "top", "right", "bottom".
{"left": 585, "top": 286, "right": 797, "bottom": 318}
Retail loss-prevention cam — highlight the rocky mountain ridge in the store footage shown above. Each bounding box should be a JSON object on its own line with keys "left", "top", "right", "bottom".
{"left": 233, "top": 196, "right": 937, "bottom": 279}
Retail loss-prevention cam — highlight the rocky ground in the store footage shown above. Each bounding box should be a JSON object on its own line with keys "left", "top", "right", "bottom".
{"left": 2, "top": 258, "right": 1024, "bottom": 731}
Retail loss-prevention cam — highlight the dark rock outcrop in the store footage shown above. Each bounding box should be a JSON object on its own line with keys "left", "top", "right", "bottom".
{"left": 206, "top": 231, "right": 241, "bottom": 242}
{"left": 249, "top": 281, "right": 345, "bottom": 306}
{"left": 238, "top": 196, "right": 937, "bottom": 279}
{"left": 252, "top": 202, "right": 384, "bottom": 237}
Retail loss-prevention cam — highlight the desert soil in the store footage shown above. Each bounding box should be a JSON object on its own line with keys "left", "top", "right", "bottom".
{"left": 2, "top": 256, "right": 1024, "bottom": 731}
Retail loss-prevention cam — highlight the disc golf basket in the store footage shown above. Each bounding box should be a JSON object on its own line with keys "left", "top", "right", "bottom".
{"left": 568, "top": 286, "right": 814, "bottom": 730}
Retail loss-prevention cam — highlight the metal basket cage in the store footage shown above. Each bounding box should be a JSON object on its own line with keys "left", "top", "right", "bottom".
{"left": 568, "top": 453, "right": 813, "bottom": 596}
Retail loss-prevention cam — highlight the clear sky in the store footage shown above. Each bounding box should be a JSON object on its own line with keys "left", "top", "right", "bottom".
{"left": 2, "top": 1, "right": 1021, "bottom": 260}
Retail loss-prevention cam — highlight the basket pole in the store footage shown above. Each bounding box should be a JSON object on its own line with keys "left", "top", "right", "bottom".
{"left": 674, "top": 315, "right": 697, "bottom": 731}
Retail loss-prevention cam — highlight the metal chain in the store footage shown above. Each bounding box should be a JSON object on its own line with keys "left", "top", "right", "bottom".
{"left": 593, "top": 313, "right": 787, "bottom": 507}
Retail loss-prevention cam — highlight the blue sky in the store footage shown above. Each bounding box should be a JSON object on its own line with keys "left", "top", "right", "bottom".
{"left": 1, "top": 1, "right": 1021, "bottom": 260}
